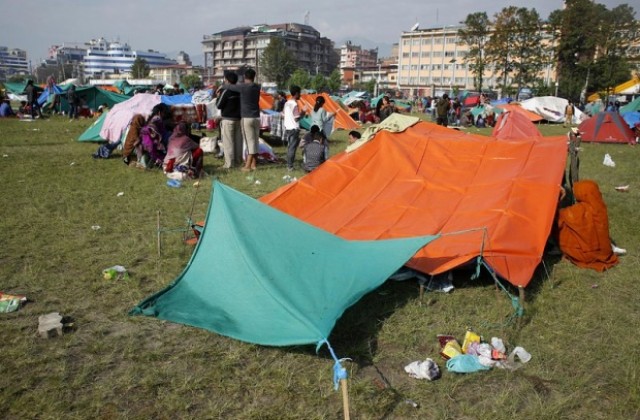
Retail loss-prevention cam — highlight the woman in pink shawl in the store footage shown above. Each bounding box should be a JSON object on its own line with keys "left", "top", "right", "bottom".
{"left": 163, "top": 122, "right": 203, "bottom": 179}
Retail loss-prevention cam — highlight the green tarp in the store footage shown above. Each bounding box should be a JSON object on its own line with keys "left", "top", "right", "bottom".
{"left": 131, "top": 182, "right": 438, "bottom": 346}
{"left": 620, "top": 96, "right": 640, "bottom": 113}
{"left": 54, "top": 85, "right": 129, "bottom": 113}
{"left": 78, "top": 112, "right": 108, "bottom": 142}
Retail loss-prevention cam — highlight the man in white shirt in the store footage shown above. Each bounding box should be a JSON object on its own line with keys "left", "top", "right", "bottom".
{"left": 283, "top": 85, "right": 306, "bottom": 171}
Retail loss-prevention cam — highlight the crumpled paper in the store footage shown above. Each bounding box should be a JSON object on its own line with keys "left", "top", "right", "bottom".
{"left": 404, "top": 358, "right": 441, "bottom": 380}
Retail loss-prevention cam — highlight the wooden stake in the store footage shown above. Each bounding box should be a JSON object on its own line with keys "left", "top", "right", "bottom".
{"left": 341, "top": 378, "right": 350, "bottom": 420}
{"left": 157, "top": 210, "right": 161, "bottom": 257}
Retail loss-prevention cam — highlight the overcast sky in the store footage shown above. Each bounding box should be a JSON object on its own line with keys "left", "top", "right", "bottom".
{"left": 1, "top": 0, "right": 632, "bottom": 64}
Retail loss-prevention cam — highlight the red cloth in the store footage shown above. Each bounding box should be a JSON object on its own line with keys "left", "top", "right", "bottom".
{"left": 557, "top": 180, "right": 618, "bottom": 271}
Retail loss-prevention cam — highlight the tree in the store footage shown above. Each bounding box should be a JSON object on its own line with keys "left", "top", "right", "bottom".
{"left": 287, "top": 69, "right": 312, "bottom": 90}
{"left": 130, "top": 57, "right": 150, "bottom": 79}
{"left": 551, "top": 0, "right": 637, "bottom": 102}
{"left": 511, "top": 8, "right": 545, "bottom": 92}
{"left": 259, "top": 37, "right": 297, "bottom": 89}
{"left": 310, "top": 74, "right": 327, "bottom": 92}
{"left": 486, "top": 7, "right": 519, "bottom": 94}
{"left": 326, "top": 69, "right": 342, "bottom": 93}
{"left": 458, "top": 12, "right": 491, "bottom": 93}
{"left": 181, "top": 74, "right": 202, "bottom": 91}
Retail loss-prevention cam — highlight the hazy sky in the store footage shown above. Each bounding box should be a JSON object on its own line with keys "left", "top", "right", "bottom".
{"left": 1, "top": 0, "right": 632, "bottom": 64}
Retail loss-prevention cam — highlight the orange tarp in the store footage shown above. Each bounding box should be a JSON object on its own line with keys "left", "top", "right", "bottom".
{"left": 496, "top": 104, "right": 544, "bottom": 122}
{"left": 259, "top": 91, "right": 274, "bottom": 111}
{"left": 298, "top": 93, "right": 360, "bottom": 131}
{"left": 262, "top": 122, "right": 567, "bottom": 288}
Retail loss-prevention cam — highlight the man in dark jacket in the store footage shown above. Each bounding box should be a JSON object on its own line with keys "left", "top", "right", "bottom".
{"left": 436, "top": 94, "right": 450, "bottom": 127}
{"left": 25, "top": 80, "right": 41, "bottom": 119}
{"left": 216, "top": 72, "right": 243, "bottom": 169}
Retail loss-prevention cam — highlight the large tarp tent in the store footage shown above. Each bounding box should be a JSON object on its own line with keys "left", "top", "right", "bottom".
{"left": 51, "top": 85, "right": 130, "bottom": 114}
{"left": 520, "top": 96, "right": 586, "bottom": 124}
{"left": 492, "top": 109, "right": 542, "bottom": 140}
{"left": 298, "top": 93, "right": 360, "bottom": 131}
{"left": 620, "top": 96, "right": 640, "bottom": 114}
{"left": 262, "top": 117, "right": 568, "bottom": 288}
{"left": 131, "top": 182, "right": 438, "bottom": 346}
{"left": 577, "top": 111, "right": 636, "bottom": 144}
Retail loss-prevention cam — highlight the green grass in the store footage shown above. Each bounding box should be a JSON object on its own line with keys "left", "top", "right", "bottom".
{"left": 0, "top": 114, "right": 638, "bottom": 419}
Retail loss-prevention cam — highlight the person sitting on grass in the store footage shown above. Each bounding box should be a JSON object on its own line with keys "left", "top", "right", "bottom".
{"left": 347, "top": 130, "right": 362, "bottom": 145}
{"left": 302, "top": 128, "right": 328, "bottom": 173}
{"left": 163, "top": 122, "right": 204, "bottom": 180}
{"left": 137, "top": 115, "right": 167, "bottom": 168}
{"left": 0, "top": 98, "right": 15, "bottom": 117}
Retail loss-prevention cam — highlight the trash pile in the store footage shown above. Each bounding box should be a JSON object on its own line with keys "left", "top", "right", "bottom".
{"left": 439, "top": 330, "right": 531, "bottom": 373}
{"left": 404, "top": 329, "right": 532, "bottom": 380}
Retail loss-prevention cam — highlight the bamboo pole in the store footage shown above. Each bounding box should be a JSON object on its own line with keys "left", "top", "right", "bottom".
{"left": 341, "top": 378, "right": 350, "bottom": 420}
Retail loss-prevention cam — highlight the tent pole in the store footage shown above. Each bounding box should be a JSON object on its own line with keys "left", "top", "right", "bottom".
{"left": 341, "top": 378, "right": 351, "bottom": 420}
{"left": 157, "top": 210, "right": 162, "bottom": 257}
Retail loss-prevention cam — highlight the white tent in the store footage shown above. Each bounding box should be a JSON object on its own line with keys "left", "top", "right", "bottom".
{"left": 519, "top": 96, "right": 587, "bottom": 124}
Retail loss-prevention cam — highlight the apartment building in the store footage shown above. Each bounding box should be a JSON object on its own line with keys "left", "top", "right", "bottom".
{"left": 397, "top": 25, "right": 557, "bottom": 98}
{"left": 201, "top": 23, "right": 337, "bottom": 85}
{"left": 0, "top": 46, "right": 29, "bottom": 81}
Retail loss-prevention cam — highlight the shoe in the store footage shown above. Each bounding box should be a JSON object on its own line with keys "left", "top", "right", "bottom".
{"left": 612, "top": 245, "right": 627, "bottom": 256}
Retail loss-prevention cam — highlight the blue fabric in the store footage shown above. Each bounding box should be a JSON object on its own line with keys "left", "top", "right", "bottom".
{"left": 161, "top": 94, "right": 193, "bottom": 105}
{"left": 446, "top": 354, "right": 491, "bottom": 373}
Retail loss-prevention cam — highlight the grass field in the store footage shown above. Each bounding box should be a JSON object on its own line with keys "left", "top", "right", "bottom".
{"left": 0, "top": 113, "right": 638, "bottom": 419}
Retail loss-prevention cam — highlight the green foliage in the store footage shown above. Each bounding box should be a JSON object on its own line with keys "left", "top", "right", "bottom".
{"left": 326, "top": 69, "right": 342, "bottom": 93}
{"left": 458, "top": 12, "right": 491, "bottom": 92}
{"left": 287, "top": 69, "right": 312, "bottom": 90}
{"left": 181, "top": 74, "right": 202, "bottom": 90}
{"left": 260, "top": 37, "right": 298, "bottom": 89}
{"left": 310, "top": 74, "right": 327, "bottom": 92}
{"left": 553, "top": 0, "right": 637, "bottom": 101}
{"left": 130, "top": 57, "right": 150, "bottom": 79}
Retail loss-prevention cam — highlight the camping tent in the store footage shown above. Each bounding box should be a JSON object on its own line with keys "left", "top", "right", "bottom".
{"left": 78, "top": 112, "right": 108, "bottom": 142}
{"left": 520, "top": 96, "right": 586, "bottom": 124}
{"left": 51, "top": 85, "right": 129, "bottom": 114}
{"left": 491, "top": 110, "right": 542, "bottom": 140}
{"left": 496, "top": 104, "right": 543, "bottom": 122}
{"left": 262, "top": 118, "right": 568, "bottom": 288}
{"left": 578, "top": 111, "right": 636, "bottom": 144}
{"left": 131, "top": 181, "right": 437, "bottom": 346}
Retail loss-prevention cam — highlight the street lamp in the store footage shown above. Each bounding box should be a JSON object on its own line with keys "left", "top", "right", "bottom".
{"left": 555, "top": 81, "right": 559, "bottom": 97}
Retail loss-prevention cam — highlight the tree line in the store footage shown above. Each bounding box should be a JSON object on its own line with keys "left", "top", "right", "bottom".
{"left": 458, "top": 0, "right": 639, "bottom": 102}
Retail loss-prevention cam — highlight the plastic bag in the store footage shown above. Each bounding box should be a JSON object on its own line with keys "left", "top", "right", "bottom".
{"left": 102, "top": 265, "right": 129, "bottom": 280}
{"left": 446, "top": 354, "right": 491, "bottom": 373}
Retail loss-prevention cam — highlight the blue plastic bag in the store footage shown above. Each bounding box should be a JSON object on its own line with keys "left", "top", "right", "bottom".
{"left": 446, "top": 354, "right": 490, "bottom": 373}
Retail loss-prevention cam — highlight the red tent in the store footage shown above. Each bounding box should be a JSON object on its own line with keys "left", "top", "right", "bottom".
{"left": 262, "top": 121, "right": 567, "bottom": 288}
{"left": 578, "top": 112, "right": 635, "bottom": 144}
{"left": 492, "top": 110, "right": 542, "bottom": 140}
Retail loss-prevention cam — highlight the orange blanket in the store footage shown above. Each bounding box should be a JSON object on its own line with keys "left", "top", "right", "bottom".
{"left": 557, "top": 180, "right": 618, "bottom": 271}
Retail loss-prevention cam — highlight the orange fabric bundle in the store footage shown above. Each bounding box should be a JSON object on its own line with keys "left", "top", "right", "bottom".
{"left": 557, "top": 180, "right": 619, "bottom": 271}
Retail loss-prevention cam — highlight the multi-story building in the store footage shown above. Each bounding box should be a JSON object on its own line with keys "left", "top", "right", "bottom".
{"left": 149, "top": 65, "right": 202, "bottom": 86}
{"left": 0, "top": 46, "right": 29, "bottom": 81}
{"left": 397, "top": 25, "right": 557, "bottom": 98}
{"left": 83, "top": 38, "right": 177, "bottom": 79}
{"left": 201, "top": 23, "right": 337, "bottom": 85}
{"left": 339, "top": 42, "right": 378, "bottom": 74}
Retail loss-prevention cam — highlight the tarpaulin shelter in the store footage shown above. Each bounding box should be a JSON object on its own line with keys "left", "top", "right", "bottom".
{"left": 98, "top": 93, "right": 198, "bottom": 143}
{"left": 577, "top": 112, "right": 636, "bottom": 144}
{"left": 620, "top": 96, "right": 640, "bottom": 113}
{"left": 131, "top": 182, "right": 438, "bottom": 346}
{"left": 520, "top": 96, "right": 586, "bottom": 124}
{"left": 297, "top": 93, "right": 360, "bottom": 131}
{"left": 262, "top": 120, "right": 568, "bottom": 288}
{"left": 78, "top": 112, "right": 108, "bottom": 142}
{"left": 587, "top": 76, "right": 640, "bottom": 103}
{"left": 492, "top": 110, "right": 542, "bottom": 140}
{"left": 621, "top": 111, "right": 640, "bottom": 130}
{"left": 53, "top": 85, "right": 129, "bottom": 114}
{"left": 496, "top": 104, "right": 543, "bottom": 122}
